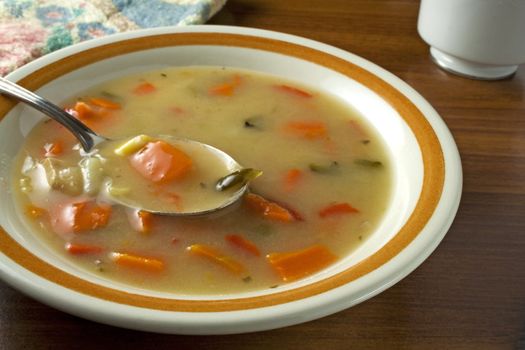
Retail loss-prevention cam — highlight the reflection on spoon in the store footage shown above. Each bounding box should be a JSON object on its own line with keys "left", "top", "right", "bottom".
{"left": 0, "top": 77, "right": 261, "bottom": 216}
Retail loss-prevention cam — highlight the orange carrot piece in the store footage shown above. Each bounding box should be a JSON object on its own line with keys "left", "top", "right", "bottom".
{"left": 187, "top": 244, "right": 245, "bottom": 274}
{"left": 319, "top": 202, "right": 359, "bottom": 218}
{"left": 133, "top": 82, "right": 156, "bottom": 95}
{"left": 266, "top": 244, "right": 337, "bottom": 282}
{"left": 284, "top": 168, "right": 302, "bottom": 192}
{"left": 43, "top": 140, "right": 63, "bottom": 156}
{"left": 129, "top": 209, "right": 154, "bottom": 233}
{"left": 71, "top": 101, "right": 95, "bottom": 120}
{"left": 25, "top": 204, "right": 47, "bottom": 219}
{"left": 225, "top": 234, "right": 261, "bottom": 256}
{"left": 208, "top": 75, "right": 242, "bottom": 96}
{"left": 51, "top": 201, "right": 112, "bottom": 234}
{"left": 274, "top": 84, "right": 313, "bottom": 98}
{"left": 89, "top": 97, "right": 121, "bottom": 110}
{"left": 65, "top": 242, "right": 104, "bottom": 255}
{"left": 73, "top": 202, "right": 112, "bottom": 232}
{"left": 129, "top": 141, "right": 193, "bottom": 183}
{"left": 244, "top": 193, "right": 296, "bottom": 222}
{"left": 284, "top": 121, "right": 327, "bottom": 139}
{"left": 110, "top": 252, "right": 165, "bottom": 272}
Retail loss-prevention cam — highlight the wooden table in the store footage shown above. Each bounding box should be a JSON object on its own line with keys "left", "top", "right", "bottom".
{"left": 1, "top": 1, "right": 524, "bottom": 348}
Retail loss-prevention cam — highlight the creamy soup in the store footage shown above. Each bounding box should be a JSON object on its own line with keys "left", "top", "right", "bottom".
{"left": 12, "top": 67, "right": 392, "bottom": 294}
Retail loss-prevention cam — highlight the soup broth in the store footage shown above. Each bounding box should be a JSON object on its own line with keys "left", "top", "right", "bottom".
{"left": 12, "top": 67, "right": 392, "bottom": 294}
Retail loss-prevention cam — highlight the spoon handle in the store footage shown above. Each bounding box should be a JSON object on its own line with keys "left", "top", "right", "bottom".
{"left": 0, "top": 77, "right": 103, "bottom": 152}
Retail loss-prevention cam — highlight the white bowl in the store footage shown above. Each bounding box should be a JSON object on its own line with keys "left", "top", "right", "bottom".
{"left": 0, "top": 25, "right": 462, "bottom": 334}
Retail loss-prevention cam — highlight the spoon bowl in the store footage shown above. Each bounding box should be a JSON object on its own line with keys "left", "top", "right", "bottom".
{"left": 0, "top": 76, "right": 253, "bottom": 216}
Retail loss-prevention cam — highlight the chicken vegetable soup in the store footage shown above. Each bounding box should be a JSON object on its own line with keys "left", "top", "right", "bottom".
{"left": 12, "top": 67, "right": 392, "bottom": 294}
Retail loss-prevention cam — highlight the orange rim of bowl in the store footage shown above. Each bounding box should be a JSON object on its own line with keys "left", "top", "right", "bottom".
{"left": 0, "top": 32, "right": 444, "bottom": 312}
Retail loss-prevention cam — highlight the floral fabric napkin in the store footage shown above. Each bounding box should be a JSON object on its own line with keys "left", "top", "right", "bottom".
{"left": 0, "top": 0, "right": 226, "bottom": 76}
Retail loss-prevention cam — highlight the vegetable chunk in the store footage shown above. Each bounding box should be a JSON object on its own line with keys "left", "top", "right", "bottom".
{"left": 244, "top": 193, "right": 297, "bottom": 222}
{"left": 129, "top": 140, "right": 193, "bottom": 183}
{"left": 319, "top": 202, "right": 359, "bottom": 218}
{"left": 50, "top": 201, "right": 112, "bottom": 234}
{"left": 225, "top": 234, "right": 261, "bottom": 256}
{"left": 187, "top": 244, "right": 246, "bottom": 274}
{"left": 110, "top": 252, "right": 165, "bottom": 272}
{"left": 267, "top": 244, "right": 337, "bottom": 281}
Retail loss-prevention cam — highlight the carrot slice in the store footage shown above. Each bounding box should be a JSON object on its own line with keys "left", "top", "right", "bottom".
{"left": 129, "top": 209, "right": 154, "bottom": 233}
{"left": 319, "top": 202, "right": 359, "bottom": 218}
{"left": 71, "top": 101, "right": 95, "bottom": 120}
{"left": 25, "top": 204, "right": 47, "bottom": 219}
{"left": 244, "top": 193, "right": 296, "bottom": 222}
{"left": 267, "top": 244, "right": 337, "bottom": 282}
{"left": 89, "top": 97, "right": 121, "bottom": 109}
{"left": 68, "top": 101, "right": 113, "bottom": 130}
{"left": 65, "top": 242, "right": 103, "bottom": 255}
{"left": 110, "top": 252, "right": 164, "bottom": 272}
{"left": 133, "top": 82, "right": 156, "bottom": 95}
{"left": 129, "top": 140, "right": 193, "bottom": 183}
{"left": 274, "top": 84, "right": 313, "bottom": 98}
{"left": 284, "top": 121, "right": 327, "bottom": 139}
{"left": 284, "top": 168, "right": 302, "bottom": 192}
{"left": 225, "top": 234, "right": 261, "bottom": 256}
{"left": 209, "top": 75, "right": 242, "bottom": 96}
{"left": 50, "top": 201, "right": 112, "bottom": 234}
{"left": 43, "top": 140, "right": 63, "bottom": 156}
{"left": 187, "top": 244, "right": 245, "bottom": 274}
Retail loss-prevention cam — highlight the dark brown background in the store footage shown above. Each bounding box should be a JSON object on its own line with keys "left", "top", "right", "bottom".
{"left": 1, "top": 1, "right": 524, "bottom": 349}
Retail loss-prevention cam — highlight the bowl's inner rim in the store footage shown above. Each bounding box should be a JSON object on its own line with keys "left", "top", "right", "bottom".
{"left": 0, "top": 32, "right": 445, "bottom": 312}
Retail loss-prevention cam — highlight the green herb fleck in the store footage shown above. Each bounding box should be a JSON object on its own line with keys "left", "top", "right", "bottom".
{"left": 243, "top": 116, "right": 264, "bottom": 130}
{"left": 309, "top": 161, "right": 340, "bottom": 174}
{"left": 242, "top": 276, "right": 253, "bottom": 283}
{"left": 216, "top": 168, "right": 263, "bottom": 191}
{"left": 354, "top": 159, "right": 382, "bottom": 168}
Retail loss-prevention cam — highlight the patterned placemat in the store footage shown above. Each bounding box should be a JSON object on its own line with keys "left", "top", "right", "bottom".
{"left": 0, "top": 0, "right": 227, "bottom": 76}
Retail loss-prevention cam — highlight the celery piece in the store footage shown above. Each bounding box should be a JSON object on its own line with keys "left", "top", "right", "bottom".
{"left": 114, "top": 135, "right": 153, "bottom": 156}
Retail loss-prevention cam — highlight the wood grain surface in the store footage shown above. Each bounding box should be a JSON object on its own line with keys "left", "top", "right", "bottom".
{"left": 1, "top": 1, "right": 524, "bottom": 349}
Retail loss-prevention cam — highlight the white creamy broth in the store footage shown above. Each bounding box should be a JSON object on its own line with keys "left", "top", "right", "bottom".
{"left": 12, "top": 66, "right": 392, "bottom": 294}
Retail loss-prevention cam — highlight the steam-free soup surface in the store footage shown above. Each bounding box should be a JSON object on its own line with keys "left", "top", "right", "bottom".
{"left": 13, "top": 67, "right": 392, "bottom": 294}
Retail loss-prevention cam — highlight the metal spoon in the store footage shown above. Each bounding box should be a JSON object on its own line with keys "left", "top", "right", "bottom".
{"left": 0, "top": 77, "right": 257, "bottom": 216}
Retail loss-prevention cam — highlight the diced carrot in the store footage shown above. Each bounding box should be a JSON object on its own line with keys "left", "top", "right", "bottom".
{"left": 68, "top": 101, "right": 114, "bottom": 130}
{"left": 284, "top": 121, "right": 328, "bottom": 139}
{"left": 266, "top": 244, "right": 337, "bottom": 282}
{"left": 284, "top": 168, "right": 302, "bottom": 192}
{"left": 274, "top": 84, "right": 313, "bottom": 98}
{"left": 187, "top": 244, "right": 245, "bottom": 274}
{"left": 129, "top": 209, "right": 154, "bottom": 233}
{"left": 208, "top": 75, "right": 242, "bottom": 96}
{"left": 65, "top": 242, "right": 103, "bottom": 255}
{"left": 50, "top": 201, "right": 112, "bottom": 234}
{"left": 89, "top": 97, "right": 121, "bottom": 110}
{"left": 110, "top": 252, "right": 164, "bottom": 272}
{"left": 43, "top": 140, "right": 63, "bottom": 157}
{"left": 25, "top": 204, "right": 47, "bottom": 219}
{"left": 244, "top": 193, "right": 296, "bottom": 222}
{"left": 129, "top": 140, "right": 193, "bottom": 183}
{"left": 133, "top": 82, "right": 156, "bottom": 95}
{"left": 71, "top": 101, "right": 95, "bottom": 120}
{"left": 319, "top": 202, "right": 359, "bottom": 218}
{"left": 225, "top": 234, "right": 261, "bottom": 256}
